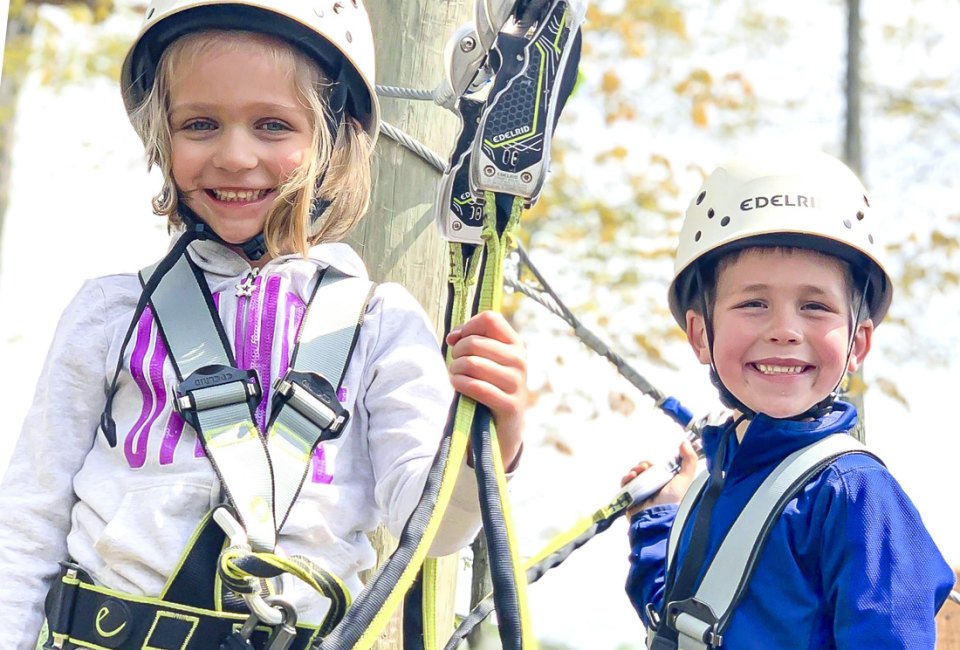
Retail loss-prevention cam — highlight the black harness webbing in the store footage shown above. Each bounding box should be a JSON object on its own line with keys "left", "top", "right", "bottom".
{"left": 44, "top": 561, "right": 322, "bottom": 650}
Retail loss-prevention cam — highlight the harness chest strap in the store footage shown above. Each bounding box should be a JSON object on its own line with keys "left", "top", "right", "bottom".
{"left": 145, "top": 252, "right": 278, "bottom": 551}
{"left": 648, "top": 433, "right": 878, "bottom": 650}
{"left": 143, "top": 253, "right": 373, "bottom": 548}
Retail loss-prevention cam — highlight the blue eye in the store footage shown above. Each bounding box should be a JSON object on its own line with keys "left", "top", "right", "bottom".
{"left": 259, "top": 120, "right": 291, "bottom": 132}
{"left": 184, "top": 119, "right": 216, "bottom": 131}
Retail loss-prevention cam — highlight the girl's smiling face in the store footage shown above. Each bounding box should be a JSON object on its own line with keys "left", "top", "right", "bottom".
{"left": 686, "top": 248, "right": 873, "bottom": 419}
{"left": 167, "top": 35, "right": 313, "bottom": 252}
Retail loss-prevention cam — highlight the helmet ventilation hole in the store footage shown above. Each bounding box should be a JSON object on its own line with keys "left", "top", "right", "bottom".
{"left": 346, "top": 31, "right": 353, "bottom": 42}
{"left": 863, "top": 195, "right": 870, "bottom": 207}
{"left": 696, "top": 191, "right": 706, "bottom": 205}
{"left": 868, "top": 234, "right": 874, "bottom": 244}
{"left": 146, "top": 7, "right": 155, "bottom": 18}
{"left": 694, "top": 231, "right": 702, "bottom": 242}
{"left": 856, "top": 211, "right": 864, "bottom": 221}
{"left": 843, "top": 219, "right": 852, "bottom": 229}
{"left": 720, "top": 216, "right": 730, "bottom": 226}
{"left": 315, "top": 7, "right": 325, "bottom": 17}
{"left": 333, "top": 1, "right": 344, "bottom": 13}
{"left": 707, "top": 208, "right": 715, "bottom": 219}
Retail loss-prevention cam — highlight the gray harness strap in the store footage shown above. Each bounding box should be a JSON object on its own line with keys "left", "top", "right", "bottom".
{"left": 142, "top": 254, "right": 373, "bottom": 552}
{"left": 649, "top": 433, "right": 876, "bottom": 650}
{"left": 145, "top": 254, "right": 276, "bottom": 551}
{"left": 269, "top": 268, "right": 375, "bottom": 528}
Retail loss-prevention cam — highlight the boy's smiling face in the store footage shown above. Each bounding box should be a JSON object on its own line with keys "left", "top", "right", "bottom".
{"left": 686, "top": 248, "right": 873, "bottom": 419}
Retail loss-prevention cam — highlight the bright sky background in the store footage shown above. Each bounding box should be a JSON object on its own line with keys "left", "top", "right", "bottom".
{"left": 0, "top": 3, "right": 957, "bottom": 648}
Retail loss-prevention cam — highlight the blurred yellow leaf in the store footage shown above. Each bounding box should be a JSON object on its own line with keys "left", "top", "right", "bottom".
{"left": 544, "top": 434, "right": 574, "bottom": 456}
{"left": 609, "top": 391, "right": 636, "bottom": 416}
{"left": 875, "top": 377, "right": 910, "bottom": 410}
{"left": 601, "top": 70, "right": 622, "bottom": 95}
{"left": 692, "top": 100, "right": 709, "bottom": 127}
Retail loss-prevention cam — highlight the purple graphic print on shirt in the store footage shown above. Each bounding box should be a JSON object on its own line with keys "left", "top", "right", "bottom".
{"left": 121, "top": 277, "right": 339, "bottom": 483}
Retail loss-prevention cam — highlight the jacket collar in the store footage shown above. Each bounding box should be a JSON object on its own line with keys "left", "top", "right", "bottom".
{"left": 702, "top": 401, "right": 858, "bottom": 480}
{"left": 164, "top": 231, "right": 370, "bottom": 280}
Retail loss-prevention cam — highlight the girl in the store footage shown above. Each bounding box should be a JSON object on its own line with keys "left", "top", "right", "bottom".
{"left": 0, "top": 1, "right": 526, "bottom": 648}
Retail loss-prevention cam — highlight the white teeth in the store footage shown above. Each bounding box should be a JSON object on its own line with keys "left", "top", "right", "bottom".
{"left": 756, "top": 364, "right": 805, "bottom": 375}
{"left": 212, "top": 189, "right": 266, "bottom": 202}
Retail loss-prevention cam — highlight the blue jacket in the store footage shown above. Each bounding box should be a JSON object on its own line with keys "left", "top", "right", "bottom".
{"left": 626, "top": 402, "right": 955, "bottom": 649}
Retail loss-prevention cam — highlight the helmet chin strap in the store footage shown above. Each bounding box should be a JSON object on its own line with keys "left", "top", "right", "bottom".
{"left": 175, "top": 201, "right": 270, "bottom": 260}
{"left": 694, "top": 265, "right": 871, "bottom": 423}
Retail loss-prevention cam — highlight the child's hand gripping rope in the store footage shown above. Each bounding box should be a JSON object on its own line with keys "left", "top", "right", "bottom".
{"left": 620, "top": 439, "right": 699, "bottom": 518}
{"left": 447, "top": 310, "right": 527, "bottom": 469}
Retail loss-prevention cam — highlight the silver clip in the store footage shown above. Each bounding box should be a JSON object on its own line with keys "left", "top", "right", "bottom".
{"left": 475, "top": 0, "right": 518, "bottom": 51}
{"left": 264, "top": 598, "right": 299, "bottom": 650}
{"left": 212, "top": 508, "right": 284, "bottom": 627}
{"left": 435, "top": 23, "right": 489, "bottom": 110}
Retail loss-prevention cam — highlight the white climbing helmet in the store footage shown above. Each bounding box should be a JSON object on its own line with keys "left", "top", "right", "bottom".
{"left": 120, "top": 0, "right": 380, "bottom": 140}
{"left": 668, "top": 149, "right": 893, "bottom": 326}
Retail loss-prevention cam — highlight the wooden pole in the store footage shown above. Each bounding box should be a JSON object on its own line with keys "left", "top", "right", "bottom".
{"left": 844, "top": 0, "right": 866, "bottom": 443}
{"left": 936, "top": 572, "right": 960, "bottom": 650}
{"left": 350, "top": 1, "right": 472, "bottom": 647}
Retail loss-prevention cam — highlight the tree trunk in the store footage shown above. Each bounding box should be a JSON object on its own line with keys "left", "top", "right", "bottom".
{"left": 467, "top": 534, "right": 493, "bottom": 648}
{"left": 351, "top": 1, "right": 473, "bottom": 647}
{"left": 0, "top": 11, "right": 36, "bottom": 246}
{"left": 936, "top": 572, "right": 960, "bottom": 649}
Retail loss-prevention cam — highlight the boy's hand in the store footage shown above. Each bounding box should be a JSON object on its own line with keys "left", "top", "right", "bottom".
{"left": 447, "top": 311, "right": 527, "bottom": 470}
{"left": 621, "top": 439, "right": 699, "bottom": 517}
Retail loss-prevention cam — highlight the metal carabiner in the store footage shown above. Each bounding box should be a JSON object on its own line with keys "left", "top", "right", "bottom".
{"left": 212, "top": 507, "right": 284, "bottom": 627}
{"left": 435, "top": 23, "right": 489, "bottom": 110}
{"left": 228, "top": 597, "right": 297, "bottom": 650}
{"left": 475, "top": 0, "right": 518, "bottom": 51}
{"left": 263, "top": 597, "right": 298, "bottom": 650}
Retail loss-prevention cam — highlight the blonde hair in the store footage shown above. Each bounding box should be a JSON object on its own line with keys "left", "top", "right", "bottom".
{"left": 128, "top": 30, "right": 373, "bottom": 258}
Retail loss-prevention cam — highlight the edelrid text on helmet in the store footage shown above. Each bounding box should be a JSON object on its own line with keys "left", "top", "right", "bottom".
{"left": 120, "top": 0, "right": 381, "bottom": 140}
{"left": 668, "top": 149, "right": 893, "bottom": 326}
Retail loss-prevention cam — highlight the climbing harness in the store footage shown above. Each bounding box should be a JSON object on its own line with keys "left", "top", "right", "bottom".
{"left": 41, "top": 0, "right": 960, "bottom": 648}
{"left": 44, "top": 242, "right": 373, "bottom": 650}
{"left": 645, "top": 433, "right": 879, "bottom": 650}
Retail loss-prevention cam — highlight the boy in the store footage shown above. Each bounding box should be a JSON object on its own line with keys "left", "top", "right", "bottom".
{"left": 623, "top": 150, "right": 955, "bottom": 649}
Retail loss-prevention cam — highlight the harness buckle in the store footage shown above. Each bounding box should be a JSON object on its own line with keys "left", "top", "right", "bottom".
{"left": 272, "top": 370, "right": 349, "bottom": 440}
{"left": 665, "top": 598, "right": 723, "bottom": 648}
{"left": 644, "top": 602, "right": 662, "bottom": 629}
{"left": 173, "top": 365, "right": 262, "bottom": 428}
{"left": 233, "top": 597, "right": 298, "bottom": 650}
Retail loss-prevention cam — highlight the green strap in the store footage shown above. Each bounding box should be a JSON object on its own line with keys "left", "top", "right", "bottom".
{"left": 467, "top": 193, "right": 535, "bottom": 650}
